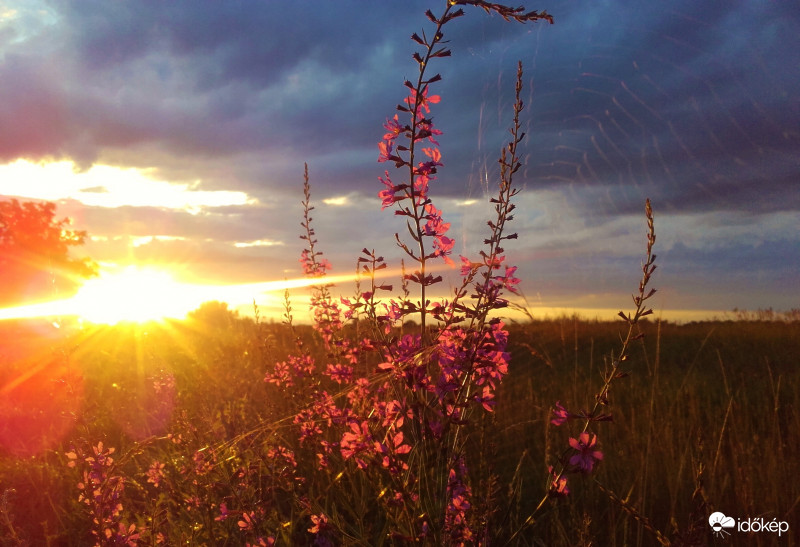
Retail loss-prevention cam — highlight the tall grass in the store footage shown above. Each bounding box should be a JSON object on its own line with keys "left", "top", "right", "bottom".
{"left": 2, "top": 318, "right": 798, "bottom": 544}
{"left": 495, "top": 318, "right": 800, "bottom": 545}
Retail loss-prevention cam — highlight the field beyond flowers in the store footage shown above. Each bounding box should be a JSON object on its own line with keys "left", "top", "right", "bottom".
{"left": 1, "top": 314, "right": 798, "bottom": 546}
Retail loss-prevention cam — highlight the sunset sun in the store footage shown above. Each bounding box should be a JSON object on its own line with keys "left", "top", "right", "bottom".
{"left": 72, "top": 266, "right": 204, "bottom": 324}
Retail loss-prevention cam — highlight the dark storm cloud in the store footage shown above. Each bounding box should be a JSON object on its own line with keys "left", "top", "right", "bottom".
{"left": 520, "top": 1, "right": 800, "bottom": 217}
{"left": 3, "top": 1, "right": 797, "bottom": 212}
{"left": 55, "top": 1, "right": 444, "bottom": 165}
{"left": 61, "top": 1, "right": 392, "bottom": 83}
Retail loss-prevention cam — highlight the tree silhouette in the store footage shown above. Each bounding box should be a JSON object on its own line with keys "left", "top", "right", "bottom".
{"left": 187, "top": 300, "right": 239, "bottom": 331}
{"left": 0, "top": 199, "right": 97, "bottom": 306}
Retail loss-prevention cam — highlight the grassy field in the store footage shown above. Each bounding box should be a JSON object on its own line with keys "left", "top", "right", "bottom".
{"left": 1, "top": 312, "right": 797, "bottom": 546}
{"left": 497, "top": 318, "right": 800, "bottom": 546}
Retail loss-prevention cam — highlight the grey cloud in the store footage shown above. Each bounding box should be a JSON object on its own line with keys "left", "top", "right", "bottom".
{"left": 0, "top": 52, "right": 71, "bottom": 161}
{"left": 664, "top": 239, "right": 800, "bottom": 275}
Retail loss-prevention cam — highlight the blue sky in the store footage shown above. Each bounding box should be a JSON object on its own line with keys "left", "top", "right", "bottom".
{"left": 1, "top": 1, "right": 798, "bottom": 321}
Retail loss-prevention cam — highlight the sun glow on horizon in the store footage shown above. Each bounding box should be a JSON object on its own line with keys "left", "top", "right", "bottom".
{"left": 0, "top": 259, "right": 728, "bottom": 326}
{"left": 0, "top": 262, "right": 728, "bottom": 325}
{"left": 0, "top": 265, "right": 411, "bottom": 325}
{"left": 72, "top": 266, "right": 206, "bottom": 323}
{"left": 0, "top": 266, "right": 212, "bottom": 324}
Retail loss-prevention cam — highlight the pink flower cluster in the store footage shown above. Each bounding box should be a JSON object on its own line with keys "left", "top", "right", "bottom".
{"left": 378, "top": 83, "right": 452, "bottom": 266}
{"left": 444, "top": 458, "right": 474, "bottom": 544}
{"left": 264, "top": 353, "right": 315, "bottom": 388}
{"left": 66, "top": 442, "right": 141, "bottom": 546}
{"left": 300, "top": 248, "right": 331, "bottom": 278}
{"left": 434, "top": 321, "right": 510, "bottom": 414}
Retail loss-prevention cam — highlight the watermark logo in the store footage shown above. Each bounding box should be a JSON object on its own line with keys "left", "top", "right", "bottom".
{"left": 709, "top": 511, "right": 789, "bottom": 539}
{"left": 709, "top": 512, "right": 735, "bottom": 538}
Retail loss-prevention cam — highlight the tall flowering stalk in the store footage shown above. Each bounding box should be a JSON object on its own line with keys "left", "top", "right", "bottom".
{"left": 371, "top": 7, "right": 545, "bottom": 538}
{"left": 378, "top": 2, "right": 551, "bottom": 339}
{"left": 508, "top": 198, "right": 660, "bottom": 544}
{"left": 265, "top": 2, "right": 554, "bottom": 544}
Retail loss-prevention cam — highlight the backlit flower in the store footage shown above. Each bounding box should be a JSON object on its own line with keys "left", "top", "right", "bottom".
{"left": 146, "top": 460, "right": 165, "bottom": 487}
{"left": 568, "top": 432, "right": 603, "bottom": 473}
{"left": 551, "top": 401, "right": 572, "bottom": 426}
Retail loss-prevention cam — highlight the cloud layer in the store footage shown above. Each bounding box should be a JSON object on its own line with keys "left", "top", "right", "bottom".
{"left": 1, "top": 1, "right": 798, "bottom": 317}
